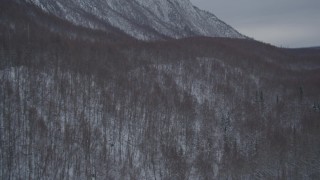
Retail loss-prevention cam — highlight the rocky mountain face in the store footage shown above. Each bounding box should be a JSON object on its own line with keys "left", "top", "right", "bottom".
{"left": 1, "top": 1, "right": 320, "bottom": 180}
{"left": 22, "top": 0, "right": 245, "bottom": 40}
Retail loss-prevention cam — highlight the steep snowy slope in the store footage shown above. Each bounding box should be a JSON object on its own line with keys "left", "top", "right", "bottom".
{"left": 22, "top": 0, "right": 245, "bottom": 40}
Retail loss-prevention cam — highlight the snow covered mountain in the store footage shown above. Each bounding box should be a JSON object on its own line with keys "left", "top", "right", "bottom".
{"left": 22, "top": 0, "right": 245, "bottom": 40}
{"left": 2, "top": 1, "right": 320, "bottom": 179}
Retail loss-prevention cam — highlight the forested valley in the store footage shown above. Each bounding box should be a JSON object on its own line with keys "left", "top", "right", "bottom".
{"left": 1, "top": 2, "right": 320, "bottom": 179}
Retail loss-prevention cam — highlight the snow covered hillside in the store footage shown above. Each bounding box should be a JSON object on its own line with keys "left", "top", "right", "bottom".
{"left": 22, "top": 0, "right": 245, "bottom": 40}
{"left": 1, "top": 1, "right": 320, "bottom": 179}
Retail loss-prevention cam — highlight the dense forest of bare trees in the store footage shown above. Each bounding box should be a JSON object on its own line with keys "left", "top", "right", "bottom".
{"left": 1, "top": 1, "right": 320, "bottom": 179}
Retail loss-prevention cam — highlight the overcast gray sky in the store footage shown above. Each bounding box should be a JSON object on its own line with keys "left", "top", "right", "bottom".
{"left": 191, "top": 0, "right": 320, "bottom": 48}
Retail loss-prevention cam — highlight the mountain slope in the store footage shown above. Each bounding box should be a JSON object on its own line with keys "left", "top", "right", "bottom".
{"left": 1, "top": 1, "right": 320, "bottom": 180}
{"left": 22, "top": 0, "right": 245, "bottom": 40}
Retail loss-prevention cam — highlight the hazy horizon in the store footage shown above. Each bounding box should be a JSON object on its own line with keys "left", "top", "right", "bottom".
{"left": 191, "top": 0, "right": 320, "bottom": 48}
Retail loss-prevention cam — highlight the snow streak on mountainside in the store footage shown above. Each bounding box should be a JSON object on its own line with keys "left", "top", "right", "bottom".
{"left": 23, "top": 0, "right": 245, "bottom": 40}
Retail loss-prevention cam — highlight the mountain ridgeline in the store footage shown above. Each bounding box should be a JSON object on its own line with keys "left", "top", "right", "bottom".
{"left": 1, "top": 1, "right": 320, "bottom": 179}
{"left": 22, "top": 0, "right": 245, "bottom": 40}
